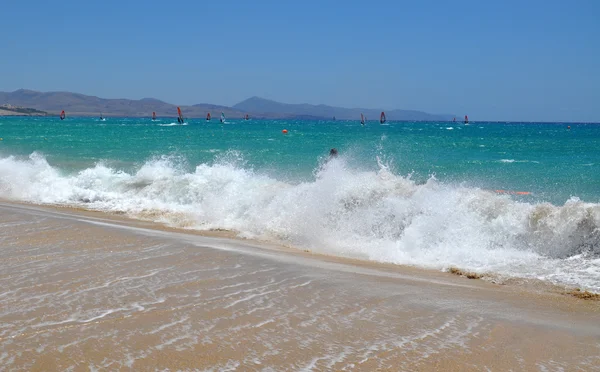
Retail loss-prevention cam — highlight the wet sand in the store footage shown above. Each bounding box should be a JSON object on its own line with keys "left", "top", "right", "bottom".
{"left": 1, "top": 202, "right": 599, "bottom": 371}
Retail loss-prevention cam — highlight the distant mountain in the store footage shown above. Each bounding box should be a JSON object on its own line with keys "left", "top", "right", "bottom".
{"left": 233, "top": 96, "right": 453, "bottom": 121}
{"left": 0, "top": 89, "right": 246, "bottom": 118}
{"left": 0, "top": 89, "right": 454, "bottom": 120}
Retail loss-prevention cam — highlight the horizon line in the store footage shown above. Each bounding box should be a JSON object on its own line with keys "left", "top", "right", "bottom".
{"left": 2, "top": 88, "right": 596, "bottom": 123}
{"left": 1, "top": 88, "right": 452, "bottom": 116}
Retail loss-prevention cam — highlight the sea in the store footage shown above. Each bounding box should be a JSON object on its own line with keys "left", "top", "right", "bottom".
{"left": 1, "top": 116, "right": 599, "bottom": 291}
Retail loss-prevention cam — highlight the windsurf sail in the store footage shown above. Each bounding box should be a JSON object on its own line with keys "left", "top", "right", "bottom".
{"left": 152, "top": 112, "right": 156, "bottom": 121}
{"left": 453, "top": 117, "right": 456, "bottom": 122}
{"left": 360, "top": 113, "right": 365, "bottom": 125}
{"left": 60, "top": 110, "right": 65, "bottom": 120}
{"left": 177, "top": 107, "right": 184, "bottom": 124}
{"left": 245, "top": 114, "right": 249, "bottom": 120}
{"left": 220, "top": 112, "right": 225, "bottom": 123}
{"left": 464, "top": 115, "right": 469, "bottom": 124}
{"left": 380, "top": 111, "right": 386, "bottom": 124}
{"left": 206, "top": 112, "right": 211, "bottom": 121}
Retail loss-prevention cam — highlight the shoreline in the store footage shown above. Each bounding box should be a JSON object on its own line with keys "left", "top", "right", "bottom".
{"left": 0, "top": 110, "right": 47, "bottom": 117}
{"left": 3, "top": 199, "right": 599, "bottom": 304}
{"left": 1, "top": 200, "right": 599, "bottom": 370}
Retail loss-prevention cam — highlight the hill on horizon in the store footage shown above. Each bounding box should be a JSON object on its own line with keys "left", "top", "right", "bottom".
{"left": 0, "top": 89, "right": 245, "bottom": 118}
{"left": 0, "top": 89, "right": 453, "bottom": 120}
{"left": 0, "top": 103, "right": 48, "bottom": 116}
{"left": 233, "top": 96, "right": 454, "bottom": 121}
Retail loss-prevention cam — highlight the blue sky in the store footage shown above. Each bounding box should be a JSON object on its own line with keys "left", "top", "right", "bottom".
{"left": 1, "top": 0, "right": 598, "bottom": 122}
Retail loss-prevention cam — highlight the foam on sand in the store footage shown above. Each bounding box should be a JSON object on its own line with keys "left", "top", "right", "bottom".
{"left": 0, "top": 203, "right": 599, "bottom": 370}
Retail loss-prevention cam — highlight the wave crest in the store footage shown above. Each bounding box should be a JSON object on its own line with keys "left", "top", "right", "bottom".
{"left": 1, "top": 152, "right": 599, "bottom": 290}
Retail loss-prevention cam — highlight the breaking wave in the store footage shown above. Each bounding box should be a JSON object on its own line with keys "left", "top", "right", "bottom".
{"left": 1, "top": 152, "right": 599, "bottom": 290}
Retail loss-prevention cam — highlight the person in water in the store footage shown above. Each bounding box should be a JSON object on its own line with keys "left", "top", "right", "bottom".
{"left": 329, "top": 148, "right": 338, "bottom": 158}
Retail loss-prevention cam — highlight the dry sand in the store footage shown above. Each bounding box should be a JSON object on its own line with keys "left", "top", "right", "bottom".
{"left": 0, "top": 202, "right": 599, "bottom": 371}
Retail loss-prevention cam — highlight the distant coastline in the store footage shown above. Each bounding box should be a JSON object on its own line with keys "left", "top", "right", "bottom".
{"left": 0, "top": 89, "right": 453, "bottom": 121}
{"left": 0, "top": 104, "right": 47, "bottom": 116}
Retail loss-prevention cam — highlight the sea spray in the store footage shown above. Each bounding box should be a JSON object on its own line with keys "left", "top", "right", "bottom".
{"left": 1, "top": 152, "right": 599, "bottom": 290}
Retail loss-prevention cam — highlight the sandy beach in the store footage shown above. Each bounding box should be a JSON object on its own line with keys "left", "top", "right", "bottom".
{"left": 1, "top": 201, "right": 599, "bottom": 371}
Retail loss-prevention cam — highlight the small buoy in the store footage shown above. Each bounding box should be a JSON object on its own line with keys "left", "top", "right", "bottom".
{"left": 282, "top": 129, "right": 288, "bottom": 134}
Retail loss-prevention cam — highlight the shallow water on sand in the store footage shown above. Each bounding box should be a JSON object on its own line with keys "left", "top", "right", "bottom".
{"left": 1, "top": 204, "right": 599, "bottom": 370}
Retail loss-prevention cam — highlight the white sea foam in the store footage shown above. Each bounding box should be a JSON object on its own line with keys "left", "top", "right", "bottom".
{"left": 1, "top": 152, "right": 599, "bottom": 290}
{"left": 158, "top": 122, "right": 188, "bottom": 126}
{"left": 498, "top": 159, "right": 540, "bottom": 164}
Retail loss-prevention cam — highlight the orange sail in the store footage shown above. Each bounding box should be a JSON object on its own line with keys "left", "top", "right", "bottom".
{"left": 177, "top": 107, "right": 183, "bottom": 123}
{"left": 60, "top": 110, "right": 65, "bottom": 120}
{"left": 380, "top": 111, "right": 386, "bottom": 124}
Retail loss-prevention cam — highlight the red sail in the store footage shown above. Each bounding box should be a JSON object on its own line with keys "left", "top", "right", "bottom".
{"left": 152, "top": 112, "right": 156, "bottom": 120}
{"left": 176, "top": 107, "right": 184, "bottom": 123}
{"left": 380, "top": 111, "right": 386, "bottom": 124}
{"left": 60, "top": 110, "right": 65, "bottom": 120}
{"left": 207, "top": 112, "right": 211, "bottom": 120}
{"left": 464, "top": 115, "right": 469, "bottom": 123}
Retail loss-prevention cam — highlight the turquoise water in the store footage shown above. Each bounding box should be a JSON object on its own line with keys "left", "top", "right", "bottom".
{"left": 1, "top": 116, "right": 599, "bottom": 290}
{"left": 1, "top": 117, "right": 598, "bottom": 204}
